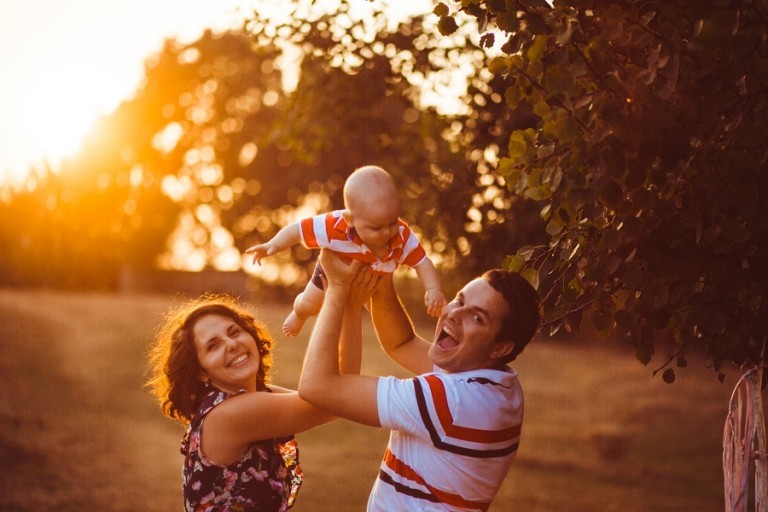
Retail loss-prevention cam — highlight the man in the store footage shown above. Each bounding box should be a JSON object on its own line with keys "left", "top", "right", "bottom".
{"left": 299, "top": 249, "right": 541, "bottom": 511}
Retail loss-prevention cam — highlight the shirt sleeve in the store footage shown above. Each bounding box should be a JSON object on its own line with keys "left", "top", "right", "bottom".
{"left": 377, "top": 373, "right": 457, "bottom": 440}
{"left": 377, "top": 376, "right": 430, "bottom": 438}
{"left": 397, "top": 221, "right": 428, "bottom": 268}
{"left": 299, "top": 213, "right": 330, "bottom": 249}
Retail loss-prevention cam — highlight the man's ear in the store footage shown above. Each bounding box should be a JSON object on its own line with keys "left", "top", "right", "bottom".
{"left": 490, "top": 341, "right": 515, "bottom": 360}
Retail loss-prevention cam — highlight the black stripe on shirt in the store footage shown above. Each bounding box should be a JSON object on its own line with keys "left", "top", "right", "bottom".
{"left": 467, "top": 376, "right": 511, "bottom": 389}
{"left": 378, "top": 470, "right": 439, "bottom": 503}
{"left": 413, "top": 378, "right": 520, "bottom": 458}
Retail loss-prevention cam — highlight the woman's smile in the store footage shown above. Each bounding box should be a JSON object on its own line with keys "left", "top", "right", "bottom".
{"left": 228, "top": 353, "right": 251, "bottom": 368}
{"left": 194, "top": 314, "right": 262, "bottom": 393}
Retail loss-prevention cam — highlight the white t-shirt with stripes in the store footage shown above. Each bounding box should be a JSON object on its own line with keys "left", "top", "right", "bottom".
{"left": 370, "top": 367, "right": 523, "bottom": 511}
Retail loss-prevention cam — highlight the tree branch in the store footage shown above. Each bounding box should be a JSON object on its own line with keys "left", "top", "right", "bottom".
{"left": 541, "top": 298, "right": 594, "bottom": 327}
{"left": 651, "top": 345, "right": 685, "bottom": 377}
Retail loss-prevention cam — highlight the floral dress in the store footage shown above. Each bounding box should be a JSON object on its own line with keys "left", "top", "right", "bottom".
{"left": 180, "top": 389, "right": 303, "bottom": 512}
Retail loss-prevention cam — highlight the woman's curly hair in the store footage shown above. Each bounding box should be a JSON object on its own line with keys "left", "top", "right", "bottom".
{"left": 146, "top": 294, "right": 274, "bottom": 425}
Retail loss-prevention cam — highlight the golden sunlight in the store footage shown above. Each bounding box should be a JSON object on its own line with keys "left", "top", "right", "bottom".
{"left": 1, "top": 62, "right": 101, "bottom": 184}
{"left": 0, "top": 0, "right": 263, "bottom": 187}
{"left": 0, "top": 0, "right": 431, "bottom": 188}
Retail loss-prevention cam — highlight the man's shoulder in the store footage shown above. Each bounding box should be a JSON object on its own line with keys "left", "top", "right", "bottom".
{"left": 428, "top": 367, "right": 518, "bottom": 387}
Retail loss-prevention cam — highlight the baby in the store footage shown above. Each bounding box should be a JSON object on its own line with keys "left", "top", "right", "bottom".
{"left": 245, "top": 165, "right": 446, "bottom": 336}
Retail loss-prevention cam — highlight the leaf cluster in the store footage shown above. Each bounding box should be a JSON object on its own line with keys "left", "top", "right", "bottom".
{"left": 446, "top": 0, "right": 768, "bottom": 376}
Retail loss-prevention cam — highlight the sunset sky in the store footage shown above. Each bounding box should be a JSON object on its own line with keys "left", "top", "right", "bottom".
{"left": 0, "top": 0, "right": 429, "bottom": 186}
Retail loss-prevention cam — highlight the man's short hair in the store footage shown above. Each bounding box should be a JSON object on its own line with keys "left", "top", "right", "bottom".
{"left": 483, "top": 269, "right": 542, "bottom": 363}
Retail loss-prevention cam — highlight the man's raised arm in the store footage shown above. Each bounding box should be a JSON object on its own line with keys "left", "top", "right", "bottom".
{"left": 298, "top": 250, "right": 381, "bottom": 426}
{"left": 369, "top": 274, "right": 434, "bottom": 375}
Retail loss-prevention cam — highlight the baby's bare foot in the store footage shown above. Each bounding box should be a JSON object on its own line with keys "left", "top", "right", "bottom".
{"left": 282, "top": 311, "right": 306, "bottom": 336}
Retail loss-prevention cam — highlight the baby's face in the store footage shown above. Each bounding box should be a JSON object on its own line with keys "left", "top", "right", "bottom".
{"left": 348, "top": 200, "right": 400, "bottom": 250}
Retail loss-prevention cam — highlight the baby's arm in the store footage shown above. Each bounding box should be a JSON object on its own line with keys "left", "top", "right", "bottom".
{"left": 414, "top": 259, "right": 446, "bottom": 317}
{"left": 244, "top": 222, "right": 301, "bottom": 265}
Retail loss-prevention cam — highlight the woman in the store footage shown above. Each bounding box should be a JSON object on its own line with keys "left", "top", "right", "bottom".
{"left": 147, "top": 265, "right": 374, "bottom": 512}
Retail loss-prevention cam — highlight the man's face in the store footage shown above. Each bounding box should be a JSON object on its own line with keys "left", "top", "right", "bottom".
{"left": 428, "top": 277, "right": 512, "bottom": 372}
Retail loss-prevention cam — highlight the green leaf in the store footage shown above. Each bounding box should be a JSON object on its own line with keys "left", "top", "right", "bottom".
{"left": 543, "top": 65, "right": 575, "bottom": 94}
{"left": 546, "top": 212, "right": 564, "bottom": 234}
{"left": 662, "top": 368, "right": 676, "bottom": 383}
{"left": 591, "top": 308, "right": 612, "bottom": 332}
{"left": 521, "top": 267, "right": 540, "bottom": 289}
{"left": 496, "top": 11, "right": 520, "bottom": 33}
{"left": 518, "top": 245, "right": 537, "bottom": 260}
{"left": 533, "top": 99, "right": 551, "bottom": 118}
{"left": 519, "top": 0, "right": 551, "bottom": 8}
{"left": 433, "top": 3, "right": 449, "bottom": 17}
{"left": 488, "top": 57, "right": 510, "bottom": 75}
{"left": 504, "top": 254, "right": 526, "bottom": 272}
{"left": 527, "top": 167, "right": 543, "bottom": 187}
{"left": 600, "top": 179, "right": 623, "bottom": 209}
{"left": 480, "top": 33, "right": 496, "bottom": 49}
{"left": 527, "top": 34, "right": 548, "bottom": 63}
{"left": 635, "top": 340, "right": 654, "bottom": 365}
{"left": 487, "top": 0, "right": 507, "bottom": 13}
{"left": 525, "top": 184, "right": 552, "bottom": 201}
{"left": 614, "top": 309, "right": 632, "bottom": 329}
{"left": 438, "top": 15, "right": 459, "bottom": 36}
{"left": 561, "top": 278, "right": 583, "bottom": 303}
{"left": 497, "top": 158, "right": 524, "bottom": 189}
{"left": 507, "top": 130, "right": 529, "bottom": 161}
{"left": 502, "top": 32, "right": 526, "bottom": 54}
{"left": 524, "top": 12, "right": 548, "bottom": 35}
{"left": 554, "top": 109, "right": 579, "bottom": 141}
{"left": 504, "top": 86, "right": 522, "bottom": 108}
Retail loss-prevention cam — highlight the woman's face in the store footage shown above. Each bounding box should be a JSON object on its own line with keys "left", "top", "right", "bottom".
{"left": 193, "top": 313, "right": 261, "bottom": 394}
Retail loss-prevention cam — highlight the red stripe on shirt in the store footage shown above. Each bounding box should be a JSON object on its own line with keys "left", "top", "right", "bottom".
{"left": 383, "top": 449, "right": 491, "bottom": 511}
{"left": 424, "top": 375, "right": 521, "bottom": 443}
{"left": 401, "top": 244, "right": 426, "bottom": 267}
{"left": 300, "top": 217, "right": 319, "bottom": 248}
{"left": 326, "top": 213, "right": 353, "bottom": 243}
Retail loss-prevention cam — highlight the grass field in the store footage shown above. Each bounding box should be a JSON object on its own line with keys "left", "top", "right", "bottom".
{"left": 0, "top": 287, "right": 751, "bottom": 511}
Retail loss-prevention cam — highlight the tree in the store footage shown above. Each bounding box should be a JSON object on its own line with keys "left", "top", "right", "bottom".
{"left": 435, "top": 0, "right": 768, "bottom": 377}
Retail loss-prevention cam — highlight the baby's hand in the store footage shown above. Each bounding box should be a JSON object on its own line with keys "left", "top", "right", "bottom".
{"left": 244, "top": 242, "right": 278, "bottom": 266}
{"left": 425, "top": 288, "right": 446, "bottom": 317}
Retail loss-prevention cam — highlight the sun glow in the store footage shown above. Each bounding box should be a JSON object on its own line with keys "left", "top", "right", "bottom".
{"left": 1, "top": 61, "right": 103, "bottom": 185}
{"left": 0, "top": 0, "right": 262, "bottom": 187}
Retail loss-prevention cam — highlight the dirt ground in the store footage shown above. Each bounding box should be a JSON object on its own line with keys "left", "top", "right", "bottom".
{"left": 0, "top": 288, "right": 752, "bottom": 511}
